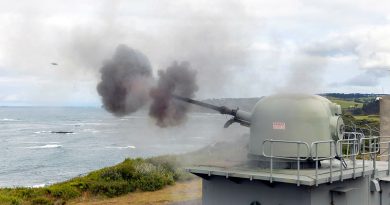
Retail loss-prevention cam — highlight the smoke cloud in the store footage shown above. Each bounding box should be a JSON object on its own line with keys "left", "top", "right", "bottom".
{"left": 149, "top": 62, "right": 198, "bottom": 127}
{"left": 97, "top": 45, "right": 199, "bottom": 127}
{"left": 277, "top": 54, "right": 328, "bottom": 93}
{"left": 97, "top": 45, "right": 153, "bottom": 116}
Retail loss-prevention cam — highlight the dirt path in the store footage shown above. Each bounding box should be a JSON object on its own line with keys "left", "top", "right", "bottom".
{"left": 69, "top": 180, "right": 201, "bottom": 205}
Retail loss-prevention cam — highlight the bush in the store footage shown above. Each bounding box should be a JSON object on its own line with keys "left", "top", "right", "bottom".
{"left": 47, "top": 184, "right": 81, "bottom": 200}
{"left": 68, "top": 180, "right": 89, "bottom": 191}
{"left": 0, "top": 157, "right": 190, "bottom": 203}
{"left": 135, "top": 172, "right": 173, "bottom": 191}
{"left": 13, "top": 187, "right": 47, "bottom": 200}
{"left": 89, "top": 180, "right": 134, "bottom": 197}
{"left": 100, "top": 169, "right": 123, "bottom": 181}
{"left": 146, "top": 156, "right": 194, "bottom": 181}
{"left": 31, "top": 197, "right": 53, "bottom": 205}
{"left": 0, "top": 194, "right": 22, "bottom": 205}
{"left": 115, "top": 159, "right": 136, "bottom": 180}
{"left": 132, "top": 161, "right": 174, "bottom": 191}
{"left": 172, "top": 169, "right": 195, "bottom": 181}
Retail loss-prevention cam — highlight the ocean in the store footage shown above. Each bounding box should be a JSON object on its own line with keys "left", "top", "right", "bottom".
{"left": 0, "top": 107, "right": 247, "bottom": 187}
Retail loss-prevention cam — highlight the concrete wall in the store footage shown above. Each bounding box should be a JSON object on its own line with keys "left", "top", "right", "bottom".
{"left": 381, "top": 96, "right": 390, "bottom": 137}
{"left": 310, "top": 177, "right": 372, "bottom": 205}
{"left": 202, "top": 177, "right": 311, "bottom": 205}
{"left": 202, "top": 176, "right": 384, "bottom": 205}
{"left": 381, "top": 96, "right": 390, "bottom": 161}
{"left": 380, "top": 180, "right": 390, "bottom": 204}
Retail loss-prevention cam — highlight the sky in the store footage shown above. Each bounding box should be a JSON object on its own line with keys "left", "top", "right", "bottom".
{"left": 0, "top": 0, "right": 390, "bottom": 106}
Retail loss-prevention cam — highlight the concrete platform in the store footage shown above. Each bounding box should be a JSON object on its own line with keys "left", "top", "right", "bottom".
{"left": 187, "top": 160, "right": 390, "bottom": 186}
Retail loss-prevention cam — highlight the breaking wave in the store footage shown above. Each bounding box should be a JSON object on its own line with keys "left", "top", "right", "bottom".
{"left": 105, "top": 145, "right": 136, "bottom": 149}
{"left": 24, "top": 144, "right": 63, "bottom": 149}
{"left": 34, "top": 131, "right": 74, "bottom": 134}
{"left": 1, "top": 118, "right": 20, "bottom": 122}
{"left": 31, "top": 184, "right": 46, "bottom": 188}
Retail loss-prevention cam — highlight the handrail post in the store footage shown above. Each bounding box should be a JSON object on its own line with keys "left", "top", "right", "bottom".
{"left": 330, "top": 142, "right": 333, "bottom": 183}
{"left": 297, "top": 143, "right": 300, "bottom": 186}
{"left": 373, "top": 137, "right": 377, "bottom": 177}
{"left": 388, "top": 141, "right": 390, "bottom": 176}
{"left": 315, "top": 143, "right": 318, "bottom": 186}
{"left": 270, "top": 141, "right": 273, "bottom": 183}
{"left": 339, "top": 141, "right": 343, "bottom": 182}
{"left": 362, "top": 138, "right": 365, "bottom": 175}
{"left": 353, "top": 139, "right": 356, "bottom": 179}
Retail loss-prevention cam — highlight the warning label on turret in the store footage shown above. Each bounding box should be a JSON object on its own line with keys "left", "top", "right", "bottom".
{"left": 273, "top": 122, "right": 285, "bottom": 130}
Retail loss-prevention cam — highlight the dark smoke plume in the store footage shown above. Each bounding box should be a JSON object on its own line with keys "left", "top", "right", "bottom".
{"left": 149, "top": 62, "right": 198, "bottom": 127}
{"left": 97, "top": 45, "right": 199, "bottom": 127}
{"left": 97, "top": 44, "right": 153, "bottom": 116}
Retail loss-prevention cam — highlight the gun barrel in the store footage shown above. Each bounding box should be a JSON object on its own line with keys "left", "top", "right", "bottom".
{"left": 171, "top": 94, "right": 251, "bottom": 127}
{"left": 171, "top": 94, "right": 227, "bottom": 114}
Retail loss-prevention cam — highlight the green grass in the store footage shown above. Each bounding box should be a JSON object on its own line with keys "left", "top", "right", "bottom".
{"left": 353, "top": 115, "right": 380, "bottom": 122}
{"left": 327, "top": 97, "right": 364, "bottom": 109}
{"left": 342, "top": 114, "right": 380, "bottom": 136}
{"left": 0, "top": 157, "right": 192, "bottom": 205}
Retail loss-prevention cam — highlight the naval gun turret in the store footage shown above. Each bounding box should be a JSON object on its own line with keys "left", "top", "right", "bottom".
{"left": 173, "top": 93, "right": 345, "bottom": 164}
{"left": 177, "top": 94, "right": 390, "bottom": 205}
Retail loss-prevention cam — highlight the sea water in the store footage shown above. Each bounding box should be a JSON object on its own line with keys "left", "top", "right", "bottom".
{"left": 0, "top": 107, "right": 247, "bottom": 187}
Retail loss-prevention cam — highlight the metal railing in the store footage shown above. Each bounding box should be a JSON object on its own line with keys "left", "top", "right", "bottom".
{"left": 337, "top": 138, "right": 360, "bottom": 181}
{"left": 342, "top": 132, "right": 363, "bottom": 160}
{"left": 260, "top": 135, "right": 389, "bottom": 186}
{"left": 360, "top": 136, "right": 380, "bottom": 176}
{"left": 262, "top": 139, "right": 310, "bottom": 186}
{"left": 311, "top": 140, "right": 336, "bottom": 186}
{"left": 379, "top": 139, "right": 390, "bottom": 175}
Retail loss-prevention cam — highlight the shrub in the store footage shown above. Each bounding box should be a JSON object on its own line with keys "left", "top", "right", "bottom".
{"left": 135, "top": 172, "right": 173, "bottom": 191}
{"left": 89, "top": 180, "right": 134, "bottom": 197}
{"left": 100, "top": 169, "right": 123, "bottom": 181}
{"left": 14, "top": 187, "right": 47, "bottom": 200}
{"left": 172, "top": 169, "right": 195, "bottom": 181}
{"left": 116, "top": 159, "right": 136, "bottom": 180}
{"left": 47, "top": 184, "right": 81, "bottom": 200}
{"left": 68, "top": 180, "right": 89, "bottom": 191}
{"left": 132, "top": 162, "right": 174, "bottom": 191}
{"left": 0, "top": 157, "right": 189, "bottom": 203}
{"left": 0, "top": 194, "right": 22, "bottom": 205}
{"left": 146, "top": 156, "right": 193, "bottom": 181}
{"left": 31, "top": 197, "right": 53, "bottom": 205}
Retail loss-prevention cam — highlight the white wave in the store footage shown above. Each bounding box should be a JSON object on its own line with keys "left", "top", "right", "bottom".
{"left": 82, "top": 129, "right": 100, "bottom": 133}
{"left": 25, "top": 144, "right": 63, "bottom": 149}
{"left": 105, "top": 145, "right": 136, "bottom": 149}
{"left": 34, "top": 131, "right": 75, "bottom": 134}
{"left": 118, "top": 116, "right": 147, "bottom": 120}
{"left": 22, "top": 141, "right": 60, "bottom": 144}
{"left": 1, "top": 118, "right": 19, "bottom": 121}
{"left": 31, "top": 183, "right": 46, "bottom": 188}
{"left": 33, "top": 131, "right": 51, "bottom": 134}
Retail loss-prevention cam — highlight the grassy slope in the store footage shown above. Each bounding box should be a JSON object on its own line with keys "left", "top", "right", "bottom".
{"left": 353, "top": 115, "right": 380, "bottom": 122}
{"left": 0, "top": 133, "right": 247, "bottom": 205}
{"left": 327, "top": 97, "right": 363, "bottom": 109}
{"left": 327, "top": 97, "right": 380, "bottom": 134}
{"left": 69, "top": 180, "right": 201, "bottom": 205}
{"left": 0, "top": 157, "right": 194, "bottom": 205}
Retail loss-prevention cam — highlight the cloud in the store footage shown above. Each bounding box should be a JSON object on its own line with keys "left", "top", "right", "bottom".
{"left": 304, "top": 36, "right": 358, "bottom": 57}
{"left": 1, "top": 0, "right": 390, "bottom": 106}
{"left": 0, "top": 0, "right": 265, "bottom": 100}
{"left": 338, "top": 69, "right": 390, "bottom": 86}
{"left": 303, "top": 26, "right": 390, "bottom": 69}
{"left": 300, "top": 26, "right": 390, "bottom": 88}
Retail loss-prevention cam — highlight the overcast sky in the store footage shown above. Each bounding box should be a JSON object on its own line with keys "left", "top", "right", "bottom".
{"left": 1, "top": 0, "right": 390, "bottom": 106}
